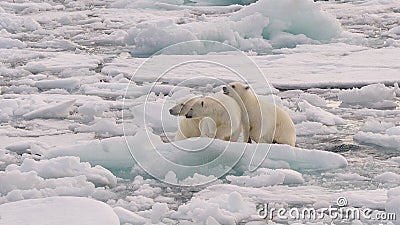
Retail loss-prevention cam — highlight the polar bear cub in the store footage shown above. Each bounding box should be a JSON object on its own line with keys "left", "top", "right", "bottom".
{"left": 169, "top": 97, "right": 216, "bottom": 141}
{"left": 185, "top": 92, "right": 246, "bottom": 142}
{"left": 223, "top": 82, "right": 296, "bottom": 146}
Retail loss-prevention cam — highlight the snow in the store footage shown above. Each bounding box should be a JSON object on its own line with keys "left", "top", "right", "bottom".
{"left": 43, "top": 136, "right": 136, "bottom": 169}
{"left": 111, "top": 0, "right": 256, "bottom": 8}
{"left": 388, "top": 157, "right": 400, "bottom": 165}
{"left": 44, "top": 129, "right": 347, "bottom": 184}
{"left": 298, "top": 92, "right": 326, "bottom": 108}
{"left": 360, "top": 118, "right": 395, "bottom": 133}
{"left": 152, "top": 134, "right": 346, "bottom": 181}
{"left": 24, "top": 53, "right": 102, "bottom": 74}
{"left": 179, "top": 184, "right": 388, "bottom": 224}
{"left": 78, "top": 107, "right": 108, "bottom": 125}
{"left": 74, "top": 118, "right": 132, "bottom": 138}
{"left": 230, "top": 0, "right": 342, "bottom": 40}
{"left": 374, "top": 172, "right": 400, "bottom": 185}
{"left": 334, "top": 173, "right": 369, "bottom": 182}
{"left": 0, "top": 13, "right": 41, "bottom": 33}
{"left": 118, "top": 0, "right": 342, "bottom": 56}
{"left": 0, "top": 170, "right": 95, "bottom": 202}
{"left": 151, "top": 202, "right": 170, "bottom": 223}
{"left": 339, "top": 83, "right": 399, "bottom": 109}
{"left": 35, "top": 78, "right": 80, "bottom": 91}
{"left": 5, "top": 140, "right": 46, "bottom": 155}
{"left": 23, "top": 99, "right": 76, "bottom": 120}
{"left": 261, "top": 45, "right": 400, "bottom": 89}
{"left": 354, "top": 131, "right": 400, "bottom": 150}
{"left": 226, "top": 168, "right": 304, "bottom": 187}
{"left": 297, "top": 100, "right": 345, "bottom": 126}
{"left": 175, "top": 196, "right": 240, "bottom": 225}
{"left": 296, "top": 121, "right": 338, "bottom": 136}
{"left": 131, "top": 101, "right": 179, "bottom": 133}
{"left": 0, "top": 196, "right": 120, "bottom": 225}
{"left": 6, "top": 156, "right": 117, "bottom": 187}
{"left": 30, "top": 38, "right": 80, "bottom": 51}
{"left": 100, "top": 44, "right": 400, "bottom": 89}
{"left": 1, "top": 0, "right": 400, "bottom": 224}
{"left": 0, "top": 157, "right": 117, "bottom": 200}
{"left": 113, "top": 206, "right": 149, "bottom": 225}
{"left": 0, "top": 37, "right": 27, "bottom": 49}
{"left": 386, "top": 126, "right": 400, "bottom": 136}
{"left": 386, "top": 187, "right": 400, "bottom": 225}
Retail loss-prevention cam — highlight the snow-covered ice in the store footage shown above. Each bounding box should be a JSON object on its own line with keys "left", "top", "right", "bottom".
{"left": 110, "top": 0, "right": 343, "bottom": 56}
{"left": 386, "top": 187, "right": 400, "bottom": 225}
{"left": 297, "top": 100, "right": 346, "bottom": 126}
{"left": 0, "top": 197, "right": 120, "bottom": 225}
{"left": 1, "top": 0, "right": 400, "bottom": 224}
{"left": 296, "top": 121, "right": 338, "bottom": 136}
{"left": 7, "top": 156, "right": 117, "bottom": 187}
{"left": 23, "top": 99, "right": 76, "bottom": 120}
{"left": 226, "top": 168, "right": 304, "bottom": 187}
{"left": 339, "top": 83, "right": 399, "bottom": 109}
{"left": 43, "top": 129, "right": 347, "bottom": 181}
{"left": 354, "top": 131, "right": 400, "bottom": 150}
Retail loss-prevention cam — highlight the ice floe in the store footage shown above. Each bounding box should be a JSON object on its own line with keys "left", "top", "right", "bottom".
{"left": 354, "top": 131, "right": 400, "bottom": 150}
{"left": 297, "top": 100, "right": 345, "bottom": 126}
{"left": 339, "top": 83, "right": 399, "bottom": 109}
{"left": 43, "top": 129, "right": 347, "bottom": 185}
{"left": 0, "top": 196, "right": 120, "bottom": 225}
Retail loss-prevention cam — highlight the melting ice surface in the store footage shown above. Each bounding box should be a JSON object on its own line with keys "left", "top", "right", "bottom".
{"left": 1, "top": 0, "right": 400, "bottom": 224}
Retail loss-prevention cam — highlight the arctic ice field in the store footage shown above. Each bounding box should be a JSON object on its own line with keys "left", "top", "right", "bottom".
{"left": 1, "top": 0, "right": 400, "bottom": 224}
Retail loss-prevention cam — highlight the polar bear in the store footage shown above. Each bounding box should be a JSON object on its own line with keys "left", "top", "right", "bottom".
{"left": 223, "top": 82, "right": 296, "bottom": 146}
{"left": 169, "top": 97, "right": 216, "bottom": 141}
{"left": 185, "top": 92, "right": 248, "bottom": 142}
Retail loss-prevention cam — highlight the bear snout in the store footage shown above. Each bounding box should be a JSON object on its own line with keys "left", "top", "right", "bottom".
{"left": 185, "top": 109, "right": 193, "bottom": 118}
{"left": 169, "top": 108, "right": 176, "bottom": 115}
{"left": 223, "top": 86, "right": 229, "bottom": 95}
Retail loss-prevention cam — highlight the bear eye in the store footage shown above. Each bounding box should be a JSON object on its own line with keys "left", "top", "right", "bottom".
{"left": 245, "top": 86, "right": 249, "bottom": 90}
{"left": 201, "top": 101, "right": 204, "bottom": 107}
{"left": 231, "top": 85, "right": 236, "bottom": 89}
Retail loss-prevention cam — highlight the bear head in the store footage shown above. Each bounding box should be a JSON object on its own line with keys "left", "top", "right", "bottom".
{"left": 169, "top": 97, "right": 199, "bottom": 116}
{"left": 223, "top": 82, "right": 249, "bottom": 97}
{"left": 185, "top": 96, "right": 227, "bottom": 119}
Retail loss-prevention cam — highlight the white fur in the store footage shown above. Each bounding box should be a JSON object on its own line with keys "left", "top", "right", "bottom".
{"left": 198, "top": 117, "right": 217, "bottom": 138}
{"left": 170, "top": 97, "right": 216, "bottom": 141}
{"left": 174, "top": 117, "right": 216, "bottom": 141}
{"left": 224, "top": 82, "right": 296, "bottom": 146}
{"left": 185, "top": 92, "right": 242, "bottom": 142}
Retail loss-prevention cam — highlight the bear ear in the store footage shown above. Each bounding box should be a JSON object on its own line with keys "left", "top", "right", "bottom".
{"left": 245, "top": 86, "right": 250, "bottom": 90}
{"left": 201, "top": 101, "right": 204, "bottom": 107}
